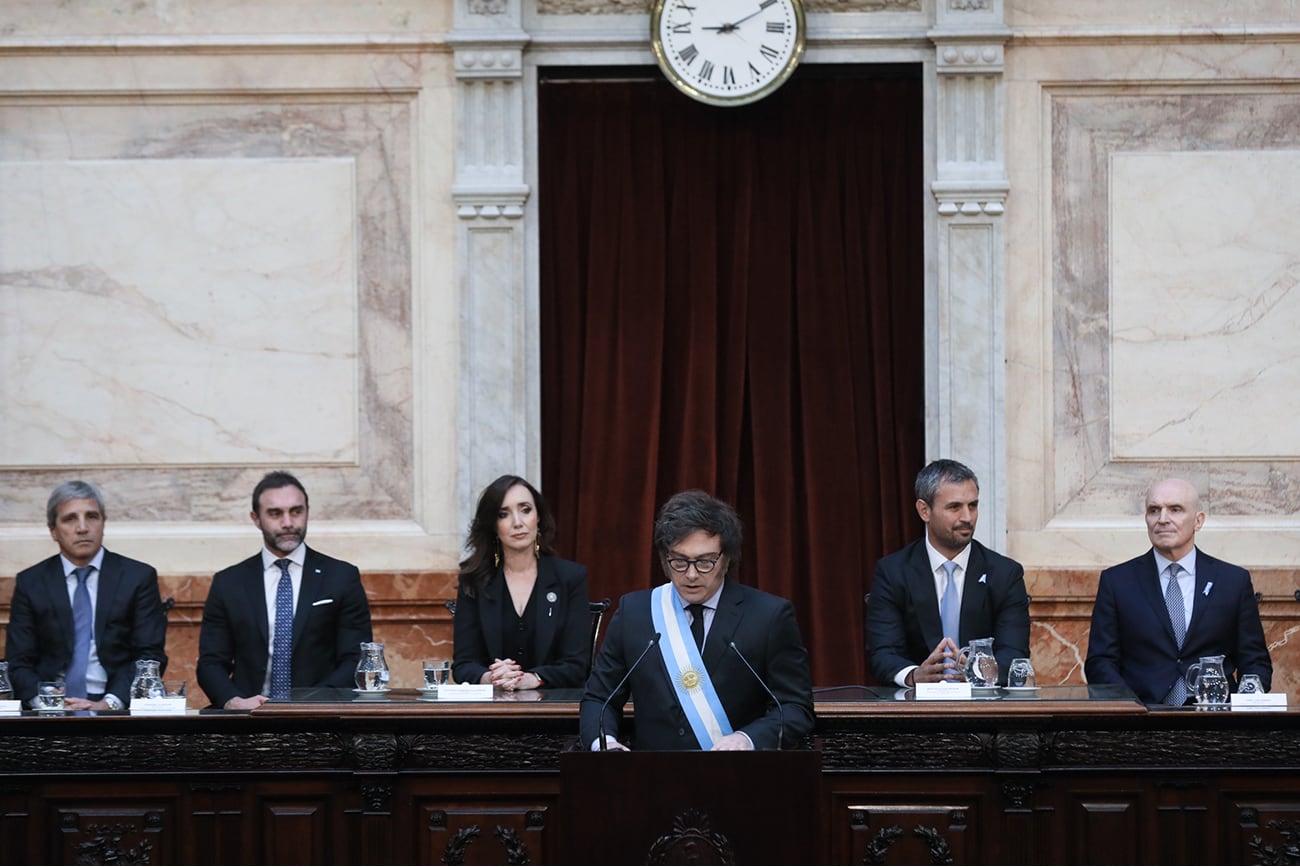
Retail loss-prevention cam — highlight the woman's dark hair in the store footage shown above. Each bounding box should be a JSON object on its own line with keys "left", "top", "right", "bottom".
{"left": 458, "top": 474, "right": 557, "bottom": 596}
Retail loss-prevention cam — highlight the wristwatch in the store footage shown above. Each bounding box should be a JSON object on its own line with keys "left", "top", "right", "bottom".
{"left": 104, "top": 694, "right": 124, "bottom": 710}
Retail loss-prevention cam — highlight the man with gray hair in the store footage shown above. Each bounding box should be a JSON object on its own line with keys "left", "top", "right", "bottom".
{"left": 867, "top": 459, "right": 1030, "bottom": 687}
{"left": 5, "top": 481, "right": 167, "bottom": 710}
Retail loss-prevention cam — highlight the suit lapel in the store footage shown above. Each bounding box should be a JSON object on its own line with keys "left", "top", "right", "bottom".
{"left": 532, "top": 557, "right": 561, "bottom": 662}
{"left": 95, "top": 550, "right": 121, "bottom": 642}
{"left": 246, "top": 555, "right": 271, "bottom": 650}
{"left": 46, "top": 556, "right": 76, "bottom": 652}
{"left": 703, "top": 581, "right": 743, "bottom": 671}
{"left": 1139, "top": 550, "right": 1179, "bottom": 648}
{"left": 906, "top": 542, "right": 943, "bottom": 648}
{"left": 959, "top": 542, "right": 989, "bottom": 637}
{"left": 293, "top": 548, "right": 323, "bottom": 646}
{"left": 1185, "top": 547, "right": 1214, "bottom": 639}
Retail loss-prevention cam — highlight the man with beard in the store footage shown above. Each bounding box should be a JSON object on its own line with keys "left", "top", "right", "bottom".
{"left": 867, "top": 459, "right": 1031, "bottom": 687}
{"left": 197, "top": 471, "right": 372, "bottom": 709}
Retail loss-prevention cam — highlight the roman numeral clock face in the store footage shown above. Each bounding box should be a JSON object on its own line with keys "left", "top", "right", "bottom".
{"left": 651, "top": 0, "right": 806, "bottom": 107}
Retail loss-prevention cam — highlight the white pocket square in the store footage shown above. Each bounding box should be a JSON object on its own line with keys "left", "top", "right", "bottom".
{"left": 312, "top": 598, "right": 335, "bottom": 607}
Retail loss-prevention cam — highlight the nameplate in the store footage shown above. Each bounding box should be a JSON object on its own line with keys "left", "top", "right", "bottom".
{"left": 0, "top": 700, "right": 22, "bottom": 714}
{"left": 915, "top": 682, "right": 973, "bottom": 701}
{"left": 1230, "top": 693, "right": 1287, "bottom": 711}
{"left": 129, "top": 697, "right": 188, "bottom": 716}
{"left": 434, "top": 684, "right": 494, "bottom": 701}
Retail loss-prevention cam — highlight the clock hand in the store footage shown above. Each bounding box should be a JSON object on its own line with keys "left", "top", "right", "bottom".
{"left": 700, "top": 1, "right": 772, "bottom": 33}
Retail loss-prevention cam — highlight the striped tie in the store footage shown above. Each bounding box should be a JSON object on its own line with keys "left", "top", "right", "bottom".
{"left": 1163, "top": 563, "right": 1188, "bottom": 706}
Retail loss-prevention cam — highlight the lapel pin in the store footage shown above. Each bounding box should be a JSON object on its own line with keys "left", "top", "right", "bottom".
{"left": 978, "top": 574, "right": 987, "bottom": 585}
{"left": 1203, "top": 582, "right": 1212, "bottom": 596}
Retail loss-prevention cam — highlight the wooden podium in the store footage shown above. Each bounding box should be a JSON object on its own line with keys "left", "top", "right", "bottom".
{"left": 558, "top": 749, "right": 822, "bottom": 865}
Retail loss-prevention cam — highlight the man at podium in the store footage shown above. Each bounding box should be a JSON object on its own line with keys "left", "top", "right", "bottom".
{"left": 580, "top": 490, "right": 814, "bottom": 750}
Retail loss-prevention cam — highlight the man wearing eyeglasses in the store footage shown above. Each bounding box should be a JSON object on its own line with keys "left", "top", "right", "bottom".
{"left": 580, "top": 490, "right": 814, "bottom": 750}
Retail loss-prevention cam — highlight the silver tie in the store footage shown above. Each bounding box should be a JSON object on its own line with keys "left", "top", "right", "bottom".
{"left": 1163, "top": 563, "right": 1188, "bottom": 705}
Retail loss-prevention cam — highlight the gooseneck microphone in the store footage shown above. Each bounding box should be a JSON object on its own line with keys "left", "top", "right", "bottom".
{"left": 598, "top": 632, "right": 661, "bottom": 751}
{"left": 729, "top": 640, "right": 784, "bottom": 750}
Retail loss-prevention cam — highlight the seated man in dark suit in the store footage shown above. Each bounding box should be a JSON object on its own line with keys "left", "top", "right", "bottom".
{"left": 5, "top": 480, "right": 167, "bottom": 711}
{"left": 580, "top": 490, "right": 814, "bottom": 751}
{"left": 197, "top": 471, "right": 373, "bottom": 709}
{"left": 867, "top": 459, "right": 1030, "bottom": 687}
{"left": 1085, "top": 478, "right": 1271, "bottom": 704}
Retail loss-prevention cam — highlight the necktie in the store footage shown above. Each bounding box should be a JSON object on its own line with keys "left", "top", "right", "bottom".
{"left": 65, "top": 566, "right": 94, "bottom": 698}
{"left": 687, "top": 603, "right": 706, "bottom": 651}
{"left": 1164, "top": 563, "right": 1189, "bottom": 706}
{"left": 939, "top": 561, "right": 960, "bottom": 642}
{"left": 270, "top": 559, "right": 294, "bottom": 701}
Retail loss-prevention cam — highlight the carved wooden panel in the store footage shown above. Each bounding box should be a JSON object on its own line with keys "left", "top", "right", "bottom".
{"left": 830, "top": 781, "right": 986, "bottom": 865}
{"left": 256, "top": 789, "right": 331, "bottom": 864}
{"left": 1225, "top": 788, "right": 1300, "bottom": 866}
{"left": 52, "top": 801, "right": 173, "bottom": 865}
{"left": 414, "top": 799, "right": 550, "bottom": 866}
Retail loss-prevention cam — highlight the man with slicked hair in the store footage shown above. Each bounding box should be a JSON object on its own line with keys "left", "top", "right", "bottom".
{"left": 5, "top": 481, "right": 167, "bottom": 710}
{"left": 197, "top": 471, "right": 372, "bottom": 709}
{"left": 1086, "top": 478, "right": 1271, "bottom": 704}
{"left": 867, "top": 459, "right": 1031, "bottom": 688}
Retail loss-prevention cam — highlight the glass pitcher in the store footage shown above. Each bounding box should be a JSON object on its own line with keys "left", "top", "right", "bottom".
{"left": 130, "top": 659, "right": 165, "bottom": 700}
{"left": 355, "top": 642, "right": 390, "bottom": 691}
{"left": 0, "top": 660, "right": 13, "bottom": 700}
{"left": 1185, "top": 654, "right": 1229, "bottom": 706}
{"left": 960, "top": 637, "right": 999, "bottom": 687}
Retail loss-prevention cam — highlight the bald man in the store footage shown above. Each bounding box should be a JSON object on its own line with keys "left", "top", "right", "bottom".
{"left": 1085, "top": 479, "right": 1272, "bottom": 704}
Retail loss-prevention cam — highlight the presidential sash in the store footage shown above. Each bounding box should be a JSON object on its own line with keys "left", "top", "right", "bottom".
{"left": 650, "top": 582, "right": 733, "bottom": 749}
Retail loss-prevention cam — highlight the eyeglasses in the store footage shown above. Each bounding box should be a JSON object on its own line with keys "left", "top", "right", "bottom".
{"left": 665, "top": 555, "right": 722, "bottom": 574}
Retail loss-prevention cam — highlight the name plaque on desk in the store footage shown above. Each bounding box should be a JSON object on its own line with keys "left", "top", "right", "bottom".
{"left": 129, "top": 697, "right": 188, "bottom": 716}
{"left": 0, "top": 700, "right": 21, "bottom": 714}
{"left": 915, "top": 682, "right": 972, "bottom": 700}
{"left": 1230, "top": 693, "right": 1287, "bottom": 710}
{"left": 435, "top": 684, "right": 494, "bottom": 701}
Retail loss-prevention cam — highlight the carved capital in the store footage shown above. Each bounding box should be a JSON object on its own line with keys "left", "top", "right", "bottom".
{"left": 452, "top": 186, "right": 529, "bottom": 221}
{"left": 935, "top": 42, "right": 1005, "bottom": 74}
{"left": 932, "top": 180, "right": 1009, "bottom": 216}
{"left": 455, "top": 45, "right": 525, "bottom": 81}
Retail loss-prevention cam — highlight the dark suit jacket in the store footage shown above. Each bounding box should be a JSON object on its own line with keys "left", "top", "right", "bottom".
{"left": 1084, "top": 547, "right": 1272, "bottom": 703}
{"left": 579, "top": 581, "right": 815, "bottom": 750}
{"left": 196, "top": 547, "right": 373, "bottom": 707}
{"left": 452, "top": 556, "right": 591, "bottom": 688}
{"left": 4, "top": 549, "right": 167, "bottom": 705}
{"left": 867, "top": 538, "right": 1030, "bottom": 686}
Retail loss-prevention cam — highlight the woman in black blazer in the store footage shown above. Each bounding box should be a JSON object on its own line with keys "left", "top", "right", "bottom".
{"left": 452, "top": 475, "right": 590, "bottom": 689}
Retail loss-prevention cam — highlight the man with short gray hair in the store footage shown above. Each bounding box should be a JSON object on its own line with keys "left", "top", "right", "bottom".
{"left": 5, "top": 481, "right": 167, "bottom": 710}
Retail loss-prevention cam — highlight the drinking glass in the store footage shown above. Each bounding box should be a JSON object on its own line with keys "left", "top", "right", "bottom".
{"left": 1007, "top": 658, "right": 1036, "bottom": 688}
{"left": 1238, "top": 674, "right": 1264, "bottom": 694}
{"left": 163, "top": 680, "right": 187, "bottom": 698}
{"left": 36, "top": 681, "right": 66, "bottom": 712}
{"left": 423, "top": 659, "right": 452, "bottom": 694}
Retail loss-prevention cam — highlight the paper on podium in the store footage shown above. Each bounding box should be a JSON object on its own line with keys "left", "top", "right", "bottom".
{"left": 0, "top": 699, "right": 21, "bottom": 714}
{"left": 129, "top": 697, "right": 188, "bottom": 716}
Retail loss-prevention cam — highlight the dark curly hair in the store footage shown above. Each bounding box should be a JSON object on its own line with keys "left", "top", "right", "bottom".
{"left": 653, "top": 490, "right": 743, "bottom": 580}
{"left": 458, "top": 475, "right": 557, "bottom": 596}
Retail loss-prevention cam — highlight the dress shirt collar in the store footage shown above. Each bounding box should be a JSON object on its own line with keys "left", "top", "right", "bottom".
{"left": 1153, "top": 547, "right": 1197, "bottom": 580}
{"left": 60, "top": 547, "right": 105, "bottom": 578}
{"left": 261, "top": 543, "right": 306, "bottom": 571}
{"left": 923, "top": 536, "right": 972, "bottom": 577}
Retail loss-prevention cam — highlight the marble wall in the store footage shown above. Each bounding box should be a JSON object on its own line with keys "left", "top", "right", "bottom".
{"left": 1, "top": 0, "right": 1298, "bottom": 700}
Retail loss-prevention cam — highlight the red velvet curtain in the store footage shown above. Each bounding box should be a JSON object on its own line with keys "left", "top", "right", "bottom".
{"left": 539, "top": 71, "right": 924, "bottom": 687}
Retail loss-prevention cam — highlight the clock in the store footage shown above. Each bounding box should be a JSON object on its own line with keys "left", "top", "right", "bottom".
{"left": 650, "top": 0, "right": 807, "bottom": 107}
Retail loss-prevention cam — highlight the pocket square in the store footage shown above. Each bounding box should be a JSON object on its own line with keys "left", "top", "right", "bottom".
{"left": 312, "top": 598, "right": 335, "bottom": 607}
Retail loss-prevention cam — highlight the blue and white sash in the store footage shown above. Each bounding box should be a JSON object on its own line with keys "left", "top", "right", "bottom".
{"left": 650, "top": 582, "right": 733, "bottom": 749}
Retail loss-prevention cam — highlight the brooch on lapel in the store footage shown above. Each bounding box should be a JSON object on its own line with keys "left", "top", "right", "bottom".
{"left": 1203, "top": 582, "right": 1213, "bottom": 597}
{"left": 978, "top": 574, "right": 987, "bottom": 585}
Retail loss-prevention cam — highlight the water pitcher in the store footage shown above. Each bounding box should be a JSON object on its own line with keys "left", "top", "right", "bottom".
{"left": 0, "top": 660, "right": 12, "bottom": 700}
{"left": 130, "top": 659, "right": 165, "bottom": 700}
{"left": 355, "top": 642, "right": 390, "bottom": 691}
{"left": 960, "top": 637, "right": 999, "bottom": 687}
{"left": 1185, "top": 654, "right": 1229, "bottom": 706}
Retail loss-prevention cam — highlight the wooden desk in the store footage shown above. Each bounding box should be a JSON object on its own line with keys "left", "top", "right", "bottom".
{"left": 1, "top": 686, "right": 1297, "bottom": 865}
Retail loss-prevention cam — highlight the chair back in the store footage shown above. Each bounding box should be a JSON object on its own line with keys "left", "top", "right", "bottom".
{"left": 588, "top": 599, "right": 612, "bottom": 667}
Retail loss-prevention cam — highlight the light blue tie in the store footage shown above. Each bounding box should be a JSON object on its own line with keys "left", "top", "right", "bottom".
{"left": 66, "top": 565, "right": 94, "bottom": 698}
{"left": 1164, "top": 563, "right": 1189, "bottom": 706}
{"left": 270, "top": 559, "right": 294, "bottom": 701}
{"left": 939, "top": 561, "right": 960, "bottom": 642}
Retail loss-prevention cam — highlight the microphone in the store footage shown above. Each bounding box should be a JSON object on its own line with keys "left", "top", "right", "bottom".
{"left": 729, "top": 641, "right": 784, "bottom": 751}
{"left": 598, "top": 632, "right": 661, "bottom": 751}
